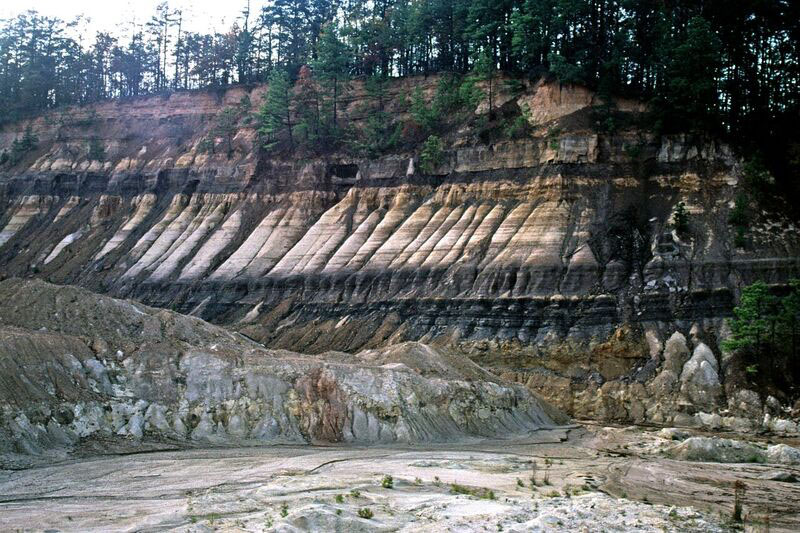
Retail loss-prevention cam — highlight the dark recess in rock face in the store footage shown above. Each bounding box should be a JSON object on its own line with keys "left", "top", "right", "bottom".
{"left": 1, "top": 76, "right": 799, "bottom": 424}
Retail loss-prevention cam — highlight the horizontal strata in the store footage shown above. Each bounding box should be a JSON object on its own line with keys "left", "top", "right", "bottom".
{"left": 1, "top": 158, "right": 799, "bottom": 352}
{"left": 1, "top": 79, "right": 799, "bottom": 352}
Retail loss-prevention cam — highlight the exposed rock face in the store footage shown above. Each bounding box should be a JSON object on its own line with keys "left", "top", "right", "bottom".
{"left": 0, "top": 279, "right": 560, "bottom": 465}
{"left": 1, "top": 76, "right": 798, "bottom": 427}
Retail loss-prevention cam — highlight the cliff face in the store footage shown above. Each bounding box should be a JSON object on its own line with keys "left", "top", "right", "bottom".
{"left": 1, "top": 77, "right": 798, "bottom": 428}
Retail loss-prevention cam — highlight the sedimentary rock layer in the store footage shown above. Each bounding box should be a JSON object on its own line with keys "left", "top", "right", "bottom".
{"left": 0, "top": 279, "right": 559, "bottom": 463}
{"left": 1, "top": 77, "right": 798, "bottom": 425}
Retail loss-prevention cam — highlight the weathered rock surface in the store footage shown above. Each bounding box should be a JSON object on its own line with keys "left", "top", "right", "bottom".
{"left": 5, "top": 425, "right": 800, "bottom": 532}
{"left": 1, "top": 76, "right": 798, "bottom": 427}
{"left": 0, "top": 279, "right": 561, "bottom": 466}
{"left": 666, "top": 436, "right": 800, "bottom": 465}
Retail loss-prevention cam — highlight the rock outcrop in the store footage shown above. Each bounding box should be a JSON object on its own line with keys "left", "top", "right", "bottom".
{"left": 0, "top": 279, "right": 561, "bottom": 465}
{"left": 1, "top": 76, "right": 798, "bottom": 428}
{"left": 666, "top": 436, "right": 800, "bottom": 465}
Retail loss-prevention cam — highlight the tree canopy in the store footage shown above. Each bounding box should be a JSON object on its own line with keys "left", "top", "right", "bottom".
{"left": 0, "top": 1, "right": 798, "bottom": 188}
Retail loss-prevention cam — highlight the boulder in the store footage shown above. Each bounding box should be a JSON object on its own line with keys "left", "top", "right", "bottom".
{"left": 679, "top": 343, "right": 722, "bottom": 410}
{"left": 766, "top": 444, "right": 800, "bottom": 465}
{"left": 728, "top": 389, "right": 762, "bottom": 418}
{"left": 666, "top": 437, "right": 765, "bottom": 463}
{"left": 663, "top": 332, "right": 690, "bottom": 374}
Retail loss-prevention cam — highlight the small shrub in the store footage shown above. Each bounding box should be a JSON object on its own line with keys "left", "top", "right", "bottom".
{"left": 734, "top": 225, "right": 747, "bottom": 248}
{"left": 624, "top": 143, "right": 643, "bottom": 160}
{"left": 357, "top": 507, "right": 374, "bottom": 519}
{"left": 349, "top": 489, "right": 361, "bottom": 498}
{"left": 516, "top": 478, "right": 525, "bottom": 488}
{"left": 7, "top": 125, "right": 39, "bottom": 165}
{"left": 198, "top": 138, "right": 215, "bottom": 154}
{"left": 414, "top": 477, "right": 422, "bottom": 485}
{"left": 335, "top": 494, "right": 344, "bottom": 503}
{"left": 419, "top": 134, "right": 444, "bottom": 174}
{"left": 672, "top": 201, "right": 689, "bottom": 235}
{"left": 729, "top": 193, "right": 749, "bottom": 226}
{"left": 450, "top": 483, "right": 495, "bottom": 500}
{"left": 547, "top": 127, "right": 561, "bottom": 151}
{"left": 545, "top": 490, "right": 561, "bottom": 498}
{"left": 381, "top": 474, "right": 394, "bottom": 489}
{"left": 458, "top": 77, "right": 484, "bottom": 110}
{"left": 742, "top": 157, "right": 774, "bottom": 200}
{"left": 279, "top": 503, "right": 288, "bottom": 518}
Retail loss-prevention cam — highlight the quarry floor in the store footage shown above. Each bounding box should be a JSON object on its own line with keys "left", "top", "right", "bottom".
{"left": 0, "top": 425, "right": 797, "bottom": 533}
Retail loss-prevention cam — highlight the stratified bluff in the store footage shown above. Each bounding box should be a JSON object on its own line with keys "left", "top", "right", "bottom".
{"left": 1, "top": 76, "right": 799, "bottom": 432}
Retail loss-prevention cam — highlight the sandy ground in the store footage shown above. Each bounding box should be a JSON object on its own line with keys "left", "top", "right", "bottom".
{"left": 0, "top": 426, "right": 797, "bottom": 532}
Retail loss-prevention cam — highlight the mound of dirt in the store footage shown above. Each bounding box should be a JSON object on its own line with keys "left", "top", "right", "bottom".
{"left": 0, "top": 279, "right": 564, "bottom": 467}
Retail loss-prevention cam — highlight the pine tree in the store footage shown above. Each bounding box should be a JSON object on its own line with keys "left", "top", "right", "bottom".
{"left": 662, "top": 16, "right": 723, "bottom": 132}
{"left": 313, "top": 23, "right": 350, "bottom": 137}
{"left": 473, "top": 49, "right": 496, "bottom": 116}
{"left": 258, "top": 68, "right": 293, "bottom": 148}
{"left": 293, "top": 64, "right": 320, "bottom": 146}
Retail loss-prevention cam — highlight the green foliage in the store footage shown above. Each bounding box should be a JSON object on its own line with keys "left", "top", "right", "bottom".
{"left": 279, "top": 503, "right": 288, "bottom": 518}
{"left": 258, "top": 68, "right": 292, "bottom": 149}
{"left": 624, "top": 143, "right": 643, "bottom": 161}
{"left": 734, "top": 225, "right": 747, "bottom": 249}
{"left": 723, "top": 281, "right": 777, "bottom": 355}
{"left": 723, "top": 280, "right": 800, "bottom": 379}
{"left": 504, "top": 103, "right": 532, "bottom": 139}
{"left": 381, "top": 475, "right": 393, "bottom": 489}
{"left": 197, "top": 138, "right": 215, "bottom": 154}
{"left": 729, "top": 194, "right": 749, "bottom": 227}
{"left": 357, "top": 508, "right": 373, "bottom": 519}
{"left": 592, "top": 103, "right": 618, "bottom": 134}
{"left": 672, "top": 201, "right": 689, "bottom": 236}
{"left": 742, "top": 157, "right": 774, "bottom": 201}
{"left": 419, "top": 135, "right": 444, "bottom": 174}
{"left": 352, "top": 74, "right": 401, "bottom": 157}
{"left": 204, "top": 98, "right": 251, "bottom": 157}
{"left": 410, "top": 87, "right": 437, "bottom": 134}
{"left": 728, "top": 192, "right": 750, "bottom": 248}
{"left": 312, "top": 23, "right": 350, "bottom": 139}
{"left": 293, "top": 65, "right": 321, "bottom": 147}
{"left": 472, "top": 49, "right": 496, "bottom": 114}
{"left": 661, "top": 17, "right": 723, "bottom": 132}
{"left": 450, "top": 483, "right": 496, "bottom": 500}
{"left": 547, "top": 127, "right": 562, "bottom": 151}
{"left": 334, "top": 494, "right": 344, "bottom": 503}
{"left": 0, "top": 1, "right": 797, "bottom": 198}
{"left": 502, "top": 79, "right": 525, "bottom": 97}
{"left": 5, "top": 126, "right": 39, "bottom": 166}
{"left": 212, "top": 107, "right": 239, "bottom": 157}
{"left": 409, "top": 75, "right": 484, "bottom": 139}
{"left": 548, "top": 53, "right": 584, "bottom": 84}
{"left": 458, "top": 78, "right": 484, "bottom": 111}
